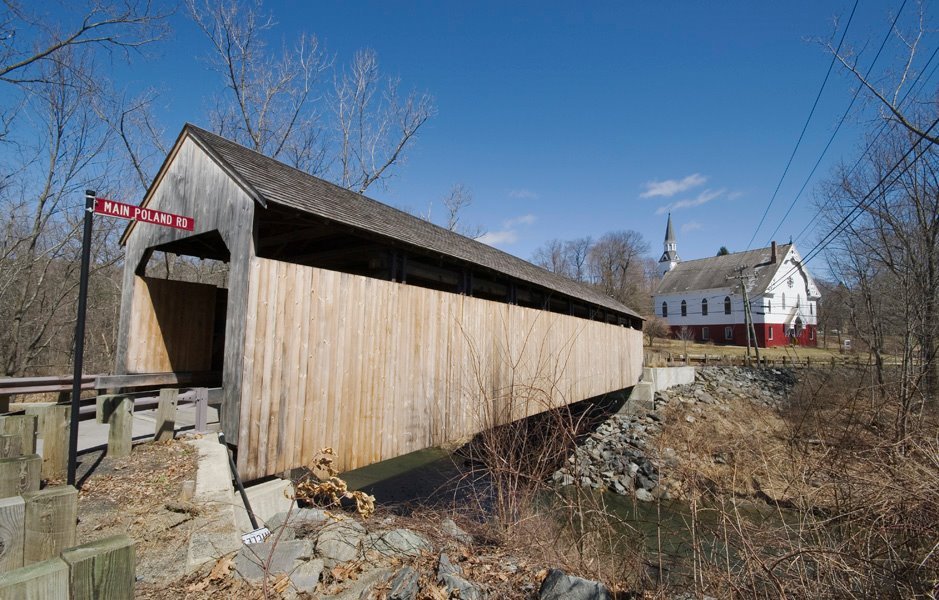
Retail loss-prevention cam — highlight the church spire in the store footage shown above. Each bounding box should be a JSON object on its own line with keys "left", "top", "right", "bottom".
{"left": 665, "top": 212, "right": 676, "bottom": 245}
{"left": 659, "top": 213, "right": 680, "bottom": 276}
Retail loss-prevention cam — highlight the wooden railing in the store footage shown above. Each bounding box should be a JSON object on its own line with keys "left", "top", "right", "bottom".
{"left": 645, "top": 351, "right": 873, "bottom": 369}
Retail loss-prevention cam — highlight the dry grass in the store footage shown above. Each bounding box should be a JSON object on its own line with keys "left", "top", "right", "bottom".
{"left": 651, "top": 366, "right": 939, "bottom": 598}
{"left": 649, "top": 338, "right": 846, "bottom": 361}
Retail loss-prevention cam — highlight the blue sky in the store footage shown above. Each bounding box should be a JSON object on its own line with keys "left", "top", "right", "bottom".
{"left": 123, "top": 1, "right": 930, "bottom": 269}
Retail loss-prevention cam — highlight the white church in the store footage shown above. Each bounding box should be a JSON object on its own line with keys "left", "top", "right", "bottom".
{"left": 652, "top": 215, "right": 821, "bottom": 348}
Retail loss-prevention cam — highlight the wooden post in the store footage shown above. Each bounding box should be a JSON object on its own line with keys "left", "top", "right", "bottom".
{"left": 0, "top": 415, "right": 37, "bottom": 456}
{"left": 194, "top": 388, "right": 208, "bottom": 434}
{"left": 23, "top": 486, "right": 77, "bottom": 564}
{"left": 25, "top": 405, "right": 70, "bottom": 480}
{"left": 0, "top": 496, "right": 25, "bottom": 572}
{"left": 96, "top": 395, "right": 133, "bottom": 458}
{"left": 0, "top": 435, "right": 21, "bottom": 459}
{"left": 154, "top": 389, "right": 178, "bottom": 442}
{"left": 0, "top": 455, "right": 41, "bottom": 499}
{"left": 61, "top": 534, "right": 135, "bottom": 600}
{"left": 0, "top": 557, "right": 69, "bottom": 598}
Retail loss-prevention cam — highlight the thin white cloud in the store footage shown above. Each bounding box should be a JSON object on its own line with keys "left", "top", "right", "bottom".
{"left": 681, "top": 221, "right": 703, "bottom": 233}
{"left": 478, "top": 213, "right": 536, "bottom": 247}
{"left": 478, "top": 230, "right": 518, "bottom": 246}
{"left": 509, "top": 189, "right": 539, "bottom": 200}
{"left": 640, "top": 173, "right": 707, "bottom": 199}
{"left": 504, "top": 213, "right": 536, "bottom": 227}
{"left": 655, "top": 188, "right": 725, "bottom": 215}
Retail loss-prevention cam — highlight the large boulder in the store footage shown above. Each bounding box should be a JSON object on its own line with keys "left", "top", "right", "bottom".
{"left": 234, "top": 539, "right": 314, "bottom": 581}
{"left": 538, "top": 568, "right": 611, "bottom": 600}
{"left": 315, "top": 519, "right": 366, "bottom": 567}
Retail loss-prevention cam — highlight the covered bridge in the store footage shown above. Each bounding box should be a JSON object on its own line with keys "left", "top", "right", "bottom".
{"left": 114, "top": 124, "right": 643, "bottom": 480}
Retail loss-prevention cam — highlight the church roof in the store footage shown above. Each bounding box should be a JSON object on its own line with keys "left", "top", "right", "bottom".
{"left": 655, "top": 244, "right": 792, "bottom": 295}
{"left": 664, "top": 213, "right": 676, "bottom": 243}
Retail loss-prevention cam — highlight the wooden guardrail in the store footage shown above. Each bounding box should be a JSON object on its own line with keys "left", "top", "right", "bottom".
{"left": 647, "top": 351, "right": 871, "bottom": 369}
{"left": 0, "top": 375, "right": 95, "bottom": 396}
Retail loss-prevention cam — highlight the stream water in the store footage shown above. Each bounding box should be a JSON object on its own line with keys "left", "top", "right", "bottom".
{"left": 341, "top": 447, "right": 784, "bottom": 586}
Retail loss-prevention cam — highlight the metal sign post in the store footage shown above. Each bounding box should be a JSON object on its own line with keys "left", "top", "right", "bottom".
{"left": 67, "top": 191, "right": 195, "bottom": 487}
{"left": 67, "top": 190, "right": 95, "bottom": 486}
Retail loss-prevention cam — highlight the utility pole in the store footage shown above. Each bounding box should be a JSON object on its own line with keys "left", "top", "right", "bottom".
{"left": 729, "top": 266, "right": 761, "bottom": 366}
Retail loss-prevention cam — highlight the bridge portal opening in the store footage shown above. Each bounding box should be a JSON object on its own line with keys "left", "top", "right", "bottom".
{"left": 124, "top": 230, "right": 229, "bottom": 378}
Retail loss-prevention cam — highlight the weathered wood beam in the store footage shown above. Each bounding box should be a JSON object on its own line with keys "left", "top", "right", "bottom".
{"left": 0, "top": 557, "right": 69, "bottom": 598}
{"left": 61, "top": 534, "right": 135, "bottom": 600}
{"left": 0, "top": 496, "right": 25, "bottom": 572}
{"left": 0, "top": 455, "right": 40, "bottom": 499}
{"left": 154, "top": 389, "right": 178, "bottom": 442}
{"left": 23, "top": 486, "right": 77, "bottom": 564}
{"left": 94, "top": 371, "right": 220, "bottom": 391}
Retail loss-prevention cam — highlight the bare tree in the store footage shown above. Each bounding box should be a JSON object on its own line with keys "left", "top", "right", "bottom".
{"left": 0, "top": 49, "right": 125, "bottom": 375}
{"left": 0, "top": 2, "right": 170, "bottom": 376}
{"left": 333, "top": 48, "right": 435, "bottom": 193}
{"left": 188, "top": 0, "right": 434, "bottom": 194}
{"left": 531, "top": 237, "right": 592, "bottom": 282}
{"left": 819, "top": 123, "right": 939, "bottom": 434}
{"left": 0, "top": 0, "right": 168, "bottom": 87}
{"left": 531, "top": 239, "right": 571, "bottom": 277}
{"left": 440, "top": 183, "right": 485, "bottom": 239}
{"left": 92, "top": 86, "right": 169, "bottom": 192}
{"left": 187, "top": 0, "right": 330, "bottom": 174}
{"left": 564, "top": 237, "right": 592, "bottom": 282}
{"left": 829, "top": 1, "right": 939, "bottom": 146}
{"left": 587, "top": 230, "right": 650, "bottom": 308}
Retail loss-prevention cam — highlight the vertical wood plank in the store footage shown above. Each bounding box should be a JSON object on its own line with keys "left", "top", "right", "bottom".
{"left": 238, "top": 257, "right": 262, "bottom": 472}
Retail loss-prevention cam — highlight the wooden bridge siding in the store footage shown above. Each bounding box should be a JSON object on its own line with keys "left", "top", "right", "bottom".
{"left": 115, "top": 135, "right": 256, "bottom": 444}
{"left": 238, "top": 257, "right": 642, "bottom": 480}
{"left": 124, "top": 277, "right": 216, "bottom": 373}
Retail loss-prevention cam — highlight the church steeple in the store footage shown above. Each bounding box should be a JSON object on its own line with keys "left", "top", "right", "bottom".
{"left": 659, "top": 213, "right": 680, "bottom": 276}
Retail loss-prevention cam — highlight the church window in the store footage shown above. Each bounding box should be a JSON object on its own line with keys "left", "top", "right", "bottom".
{"left": 766, "top": 300, "right": 772, "bottom": 313}
{"left": 781, "top": 293, "right": 786, "bottom": 309}
{"left": 724, "top": 296, "right": 731, "bottom": 315}
{"left": 661, "top": 302, "right": 667, "bottom": 318}
{"left": 701, "top": 327, "right": 709, "bottom": 340}
{"left": 701, "top": 298, "right": 708, "bottom": 316}
{"left": 681, "top": 300, "right": 687, "bottom": 316}
{"left": 724, "top": 326, "right": 733, "bottom": 340}
{"left": 768, "top": 327, "right": 774, "bottom": 340}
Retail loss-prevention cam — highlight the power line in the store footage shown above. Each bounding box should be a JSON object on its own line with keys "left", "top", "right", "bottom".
{"left": 791, "top": 42, "right": 939, "bottom": 247}
{"left": 746, "top": 0, "right": 859, "bottom": 250}
{"left": 766, "top": 0, "right": 908, "bottom": 245}
{"left": 764, "top": 114, "right": 939, "bottom": 295}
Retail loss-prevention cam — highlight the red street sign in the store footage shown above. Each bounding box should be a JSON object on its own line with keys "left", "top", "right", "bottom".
{"left": 94, "top": 197, "right": 194, "bottom": 231}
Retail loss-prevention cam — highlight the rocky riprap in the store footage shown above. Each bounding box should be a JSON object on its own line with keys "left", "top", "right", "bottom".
{"left": 232, "top": 509, "right": 614, "bottom": 599}
{"left": 552, "top": 367, "right": 796, "bottom": 501}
